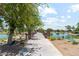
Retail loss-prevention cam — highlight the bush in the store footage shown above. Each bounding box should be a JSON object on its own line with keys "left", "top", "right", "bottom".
{"left": 57, "top": 38, "right": 62, "bottom": 40}
{"left": 72, "top": 41, "right": 79, "bottom": 45}
{"left": 48, "top": 36, "right": 56, "bottom": 41}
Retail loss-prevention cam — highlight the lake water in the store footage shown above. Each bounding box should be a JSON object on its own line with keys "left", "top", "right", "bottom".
{"left": 50, "top": 32, "right": 75, "bottom": 42}
{"left": 0, "top": 34, "right": 8, "bottom": 39}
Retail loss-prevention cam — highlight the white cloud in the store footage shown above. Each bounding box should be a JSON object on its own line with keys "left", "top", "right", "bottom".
{"left": 42, "top": 18, "right": 58, "bottom": 23}
{"left": 60, "top": 20, "right": 66, "bottom": 22}
{"left": 60, "top": 15, "right": 71, "bottom": 19}
{"left": 42, "top": 17, "right": 67, "bottom": 30}
{"left": 67, "top": 15, "right": 71, "bottom": 19}
{"left": 42, "top": 17, "right": 66, "bottom": 26}
{"left": 45, "top": 7, "right": 57, "bottom": 14}
{"left": 71, "top": 4, "right": 79, "bottom": 12}
{"left": 60, "top": 16, "right": 65, "bottom": 19}
{"left": 68, "top": 4, "right": 79, "bottom": 13}
{"left": 38, "top": 6, "right": 43, "bottom": 13}
{"left": 67, "top": 9, "right": 71, "bottom": 13}
{"left": 38, "top": 6, "right": 57, "bottom": 17}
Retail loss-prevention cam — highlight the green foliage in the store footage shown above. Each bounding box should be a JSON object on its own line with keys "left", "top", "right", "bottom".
{"left": 72, "top": 35, "right": 79, "bottom": 39}
{"left": 72, "top": 41, "right": 79, "bottom": 45}
{"left": 0, "top": 19, "right": 3, "bottom": 28}
{"left": 2, "top": 3, "right": 43, "bottom": 31}
{"left": 48, "top": 36, "right": 56, "bottom": 41}
{"left": 75, "top": 22, "right": 79, "bottom": 32}
{"left": 3, "top": 4, "right": 26, "bottom": 29}
{"left": 38, "top": 28, "right": 45, "bottom": 33}
{"left": 1, "top": 3, "right": 44, "bottom": 43}
{"left": 47, "top": 28, "right": 53, "bottom": 32}
{"left": 0, "top": 4, "right": 4, "bottom": 16}
{"left": 65, "top": 25, "right": 72, "bottom": 31}
{"left": 24, "top": 4, "right": 43, "bottom": 32}
{"left": 72, "top": 26, "right": 75, "bottom": 30}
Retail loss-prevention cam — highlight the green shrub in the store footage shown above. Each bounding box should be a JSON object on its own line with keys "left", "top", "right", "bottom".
{"left": 57, "top": 38, "right": 62, "bottom": 40}
{"left": 48, "top": 36, "right": 56, "bottom": 41}
{"left": 72, "top": 41, "right": 79, "bottom": 45}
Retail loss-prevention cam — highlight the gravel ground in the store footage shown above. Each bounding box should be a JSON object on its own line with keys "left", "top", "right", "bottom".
{"left": 52, "top": 40, "right": 79, "bottom": 56}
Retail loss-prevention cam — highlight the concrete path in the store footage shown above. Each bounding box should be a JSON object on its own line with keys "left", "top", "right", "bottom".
{"left": 18, "top": 32, "right": 62, "bottom": 56}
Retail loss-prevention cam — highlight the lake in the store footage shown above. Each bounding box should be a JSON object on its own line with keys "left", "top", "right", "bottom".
{"left": 0, "top": 34, "right": 8, "bottom": 39}
{"left": 50, "top": 32, "right": 75, "bottom": 42}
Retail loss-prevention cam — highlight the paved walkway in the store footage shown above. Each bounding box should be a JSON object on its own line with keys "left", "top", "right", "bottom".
{"left": 18, "top": 32, "right": 62, "bottom": 56}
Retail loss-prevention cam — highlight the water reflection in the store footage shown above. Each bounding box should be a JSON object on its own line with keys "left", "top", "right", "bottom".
{"left": 51, "top": 32, "right": 75, "bottom": 42}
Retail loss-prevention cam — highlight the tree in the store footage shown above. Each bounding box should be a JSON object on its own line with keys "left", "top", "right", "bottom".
{"left": 60, "top": 29, "right": 64, "bottom": 33}
{"left": 37, "top": 28, "right": 45, "bottom": 33}
{"left": 75, "top": 22, "right": 79, "bottom": 32}
{"left": 46, "top": 28, "right": 53, "bottom": 32}
{"left": 65, "top": 25, "right": 72, "bottom": 32}
{"left": 72, "top": 26, "right": 75, "bottom": 32}
{"left": 2, "top": 3, "right": 43, "bottom": 44}
{"left": 24, "top": 4, "right": 43, "bottom": 39}
{"left": 46, "top": 28, "right": 53, "bottom": 38}
{"left": 0, "top": 4, "right": 4, "bottom": 30}
{"left": 0, "top": 19, "right": 3, "bottom": 30}
{"left": 0, "top": 4, "right": 4, "bottom": 16}
{"left": 2, "top": 4, "right": 29, "bottom": 44}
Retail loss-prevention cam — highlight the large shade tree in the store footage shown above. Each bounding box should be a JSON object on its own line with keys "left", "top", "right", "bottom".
{"left": 2, "top": 3, "right": 43, "bottom": 44}
{"left": 0, "top": 4, "right": 4, "bottom": 30}
{"left": 2, "top": 4, "right": 26, "bottom": 44}
{"left": 0, "top": 4, "right": 4, "bottom": 16}
{"left": 23, "top": 4, "right": 43, "bottom": 39}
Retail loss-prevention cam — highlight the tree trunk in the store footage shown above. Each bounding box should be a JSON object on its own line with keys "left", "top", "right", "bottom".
{"left": 25, "top": 33, "right": 28, "bottom": 41}
{"left": 28, "top": 30, "right": 31, "bottom": 40}
{"left": 7, "top": 28, "right": 15, "bottom": 44}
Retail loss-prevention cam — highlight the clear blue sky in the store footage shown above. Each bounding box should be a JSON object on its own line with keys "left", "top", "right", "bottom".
{"left": 38, "top": 3, "right": 79, "bottom": 30}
